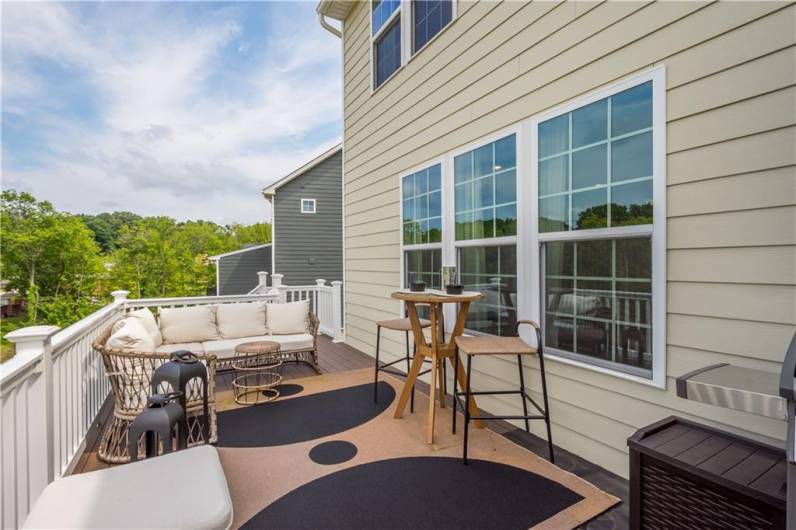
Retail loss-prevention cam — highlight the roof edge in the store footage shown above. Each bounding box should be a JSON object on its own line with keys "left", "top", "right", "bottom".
{"left": 262, "top": 143, "right": 342, "bottom": 196}
{"left": 209, "top": 243, "right": 272, "bottom": 260}
{"left": 317, "top": 0, "right": 354, "bottom": 21}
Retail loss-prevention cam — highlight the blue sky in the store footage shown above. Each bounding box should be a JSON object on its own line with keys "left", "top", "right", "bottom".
{"left": 1, "top": 1, "right": 342, "bottom": 224}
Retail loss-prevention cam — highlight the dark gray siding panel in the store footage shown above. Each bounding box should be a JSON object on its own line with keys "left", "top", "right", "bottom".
{"left": 217, "top": 245, "right": 272, "bottom": 295}
{"left": 274, "top": 150, "right": 343, "bottom": 286}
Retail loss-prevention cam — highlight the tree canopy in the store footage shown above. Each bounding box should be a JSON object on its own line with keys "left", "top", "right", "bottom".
{"left": 0, "top": 189, "right": 271, "bottom": 327}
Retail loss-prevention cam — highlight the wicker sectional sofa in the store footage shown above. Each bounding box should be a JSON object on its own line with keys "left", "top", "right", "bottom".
{"left": 92, "top": 300, "right": 319, "bottom": 463}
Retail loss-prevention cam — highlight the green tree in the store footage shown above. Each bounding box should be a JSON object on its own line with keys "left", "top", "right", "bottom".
{"left": 228, "top": 222, "right": 272, "bottom": 247}
{"left": 79, "top": 211, "right": 142, "bottom": 252}
{"left": 1, "top": 190, "right": 102, "bottom": 321}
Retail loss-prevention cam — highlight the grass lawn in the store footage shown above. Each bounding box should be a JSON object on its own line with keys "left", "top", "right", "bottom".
{"left": 1, "top": 313, "right": 30, "bottom": 363}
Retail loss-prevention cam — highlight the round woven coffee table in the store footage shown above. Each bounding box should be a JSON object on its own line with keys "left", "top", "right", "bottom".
{"left": 232, "top": 341, "right": 283, "bottom": 405}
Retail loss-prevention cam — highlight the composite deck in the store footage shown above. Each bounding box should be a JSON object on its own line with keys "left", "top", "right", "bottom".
{"left": 71, "top": 335, "right": 627, "bottom": 528}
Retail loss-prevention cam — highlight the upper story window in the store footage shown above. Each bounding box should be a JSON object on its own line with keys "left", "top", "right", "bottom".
{"left": 372, "top": 0, "right": 456, "bottom": 90}
{"left": 413, "top": 0, "right": 453, "bottom": 53}
{"left": 301, "top": 198, "right": 316, "bottom": 214}
{"left": 402, "top": 163, "right": 442, "bottom": 244}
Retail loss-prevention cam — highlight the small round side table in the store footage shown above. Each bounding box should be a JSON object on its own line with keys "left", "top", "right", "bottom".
{"left": 232, "top": 341, "right": 283, "bottom": 405}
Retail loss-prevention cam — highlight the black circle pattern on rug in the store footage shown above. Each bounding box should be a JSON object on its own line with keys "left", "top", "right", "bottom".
{"left": 241, "top": 457, "right": 583, "bottom": 529}
{"left": 309, "top": 441, "right": 358, "bottom": 465}
{"left": 217, "top": 381, "right": 395, "bottom": 447}
{"left": 275, "top": 383, "right": 304, "bottom": 397}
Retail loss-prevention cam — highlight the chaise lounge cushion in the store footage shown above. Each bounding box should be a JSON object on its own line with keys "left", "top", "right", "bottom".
{"left": 202, "top": 334, "right": 314, "bottom": 359}
{"left": 215, "top": 302, "right": 268, "bottom": 339}
{"left": 23, "top": 445, "right": 233, "bottom": 530}
{"left": 127, "top": 307, "right": 163, "bottom": 347}
{"left": 159, "top": 305, "right": 221, "bottom": 344}
{"left": 266, "top": 300, "right": 310, "bottom": 335}
{"left": 107, "top": 318, "right": 156, "bottom": 352}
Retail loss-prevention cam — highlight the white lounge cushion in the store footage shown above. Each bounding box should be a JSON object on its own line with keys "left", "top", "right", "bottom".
{"left": 266, "top": 300, "right": 310, "bottom": 335}
{"left": 23, "top": 446, "right": 232, "bottom": 530}
{"left": 159, "top": 305, "right": 220, "bottom": 344}
{"left": 202, "top": 334, "right": 314, "bottom": 360}
{"left": 155, "top": 342, "right": 205, "bottom": 355}
{"left": 107, "top": 318, "right": 156, "bottom": 352}
{"left": 127, "top": 308, "right": 163, "bottom": 346}
{"left": 215, "top": 302, "right": 267, "bottom": 339}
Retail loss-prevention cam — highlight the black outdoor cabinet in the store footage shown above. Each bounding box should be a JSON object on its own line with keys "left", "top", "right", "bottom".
{"left": 628, "top": 416, "right": 786, "bottom": 529}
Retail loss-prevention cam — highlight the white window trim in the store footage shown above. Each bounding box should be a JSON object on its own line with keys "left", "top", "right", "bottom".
{"left": 300, "top": 198, "right": 316, "bottom": 214}
{"left": 525, "top": 65, "right": 667, "bottom": 389}
{"left": 398, "top": 157, "right": 445, "bottom": 311}
{"left": 370, "top": 0, "right": 458, "bottom": 93}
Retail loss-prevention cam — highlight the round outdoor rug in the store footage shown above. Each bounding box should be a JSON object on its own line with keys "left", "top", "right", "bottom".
{"left": 217, "top": 381, "right": 394, "bottom": 447}
{"left": 241, "top": 456, "right": 583, "bottom": 529}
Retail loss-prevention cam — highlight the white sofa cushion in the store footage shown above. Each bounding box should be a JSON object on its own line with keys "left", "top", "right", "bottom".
{"left": 127, "top": 308, "right": 163, "bottom": 347}
{"left": 23, "top": 445, "right": 233, "bottom": 530}
{"left": 215, "top": 302, "right": 267, "bottom": 339}
{"left": 155, "top": 342, "right": 205, "bottom": 355}
{"left": 202, "top": 334, "right": 314, "bottom": 360}
{"left": 159, "top": 305, "right": 220, "bottom": 344}
{"left": 266, "top": 300, "right": 310, "bottom": 335}
{"left": 107, "top": 318, "right": 156, "bottom": 352}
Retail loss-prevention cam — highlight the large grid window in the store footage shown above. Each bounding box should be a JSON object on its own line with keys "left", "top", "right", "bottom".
{"left": 402, "top": 164, "right": 442, "bottom": 245}
{"left": 459, "top": 245, "right": 517, "bottom": 336}
{"left": 536, "top": 76, "right": 659, "bottom": 380}
{"left": 539, "top": 82, "right": 653, "bottom": 233}
{"left": 544, "top": 238, "right": 652, "bottom": 377}
{"left": 374, "top": 19, "right": 402, "bottom": 88}
{"left": 454, "top": 134, "right": 517, "bottom": 240}
{"left": 413, "top": 0, "right": 452, "bottom": 53}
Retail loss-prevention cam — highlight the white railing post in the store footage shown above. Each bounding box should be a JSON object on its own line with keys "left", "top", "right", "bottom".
{"left": 257, "top": 271, "right": 269, "bottom": 288}
{"left": 331, "top": 280, "right": 343, "bottom": 342}
{"left": 270, "top": 274, "right": 286, "bottom": 302}
{"left": 4, "top": 325, "right": 59, "bottom": 525}
{"left": 314, "top": 280, "right": 325, "bottom": 316}
{"left": 110, "top": 290, "right": 129, "bottom": 304}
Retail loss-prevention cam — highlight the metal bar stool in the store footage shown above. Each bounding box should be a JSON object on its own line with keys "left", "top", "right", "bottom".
{"left": 374, "top": 315, "right": 432, "bottom": 413}
{"left": 453, "top": 320, "right": 554, "bottom": 465}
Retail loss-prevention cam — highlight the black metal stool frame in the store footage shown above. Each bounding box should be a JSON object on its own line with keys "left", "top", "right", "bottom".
{"left": 374, "top": 326, "right": 433, "bottom": 413}
{"left": 453, "top": 320, "right": 554, "bottom": 465}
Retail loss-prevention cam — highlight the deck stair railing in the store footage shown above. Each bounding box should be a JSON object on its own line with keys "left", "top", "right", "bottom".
{"left": 0, "top": 289, "right": 280, "bottom": 529}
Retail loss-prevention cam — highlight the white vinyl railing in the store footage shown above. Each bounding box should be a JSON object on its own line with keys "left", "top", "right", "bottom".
{"left": 249, "top": 273, "right": 343, "bottom": 342}
{"left": 0, "top": 289, "right": 280, "bottom": 529}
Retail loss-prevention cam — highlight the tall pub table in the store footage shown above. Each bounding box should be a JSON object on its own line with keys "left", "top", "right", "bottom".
{"left": 390, "top": 289, "right": 485, "bottom": 443}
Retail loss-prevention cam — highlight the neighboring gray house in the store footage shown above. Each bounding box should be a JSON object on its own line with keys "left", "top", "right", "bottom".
{"left": 262, "top": 144, "right": 343, "bottom": 287}
{"left": 210, "top": 244, "right": 272, "bottom": 295}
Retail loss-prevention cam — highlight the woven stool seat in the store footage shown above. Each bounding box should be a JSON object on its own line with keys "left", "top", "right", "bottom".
{"left": 377, "top": 317, "right": 431, "bottom": 332}
{"left": 455, "top": 336, "right": 537, "bottom": 356}
{"left": 235, "top": 341, "right": 281, "bottom": 355}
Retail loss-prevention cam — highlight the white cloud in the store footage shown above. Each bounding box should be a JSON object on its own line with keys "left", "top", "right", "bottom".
{"left": 1, "top": 1, "right": 342, "bottom": 224}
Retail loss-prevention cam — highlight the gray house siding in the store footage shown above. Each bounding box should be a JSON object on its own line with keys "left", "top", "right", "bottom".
{"left": 274, "top": 150, "right": 343, "bottom": 286}
{"left": 216, "top": 245, "right": 272, "bottom": 295}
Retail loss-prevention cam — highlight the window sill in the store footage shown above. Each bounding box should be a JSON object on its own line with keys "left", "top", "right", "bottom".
{"left": 543, "top": 348, "right": 665, "bottom": 389}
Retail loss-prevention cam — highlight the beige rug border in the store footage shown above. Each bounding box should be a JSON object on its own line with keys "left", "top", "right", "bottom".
{"left": 217, "top": 368, "right": 620, "bottom": 529}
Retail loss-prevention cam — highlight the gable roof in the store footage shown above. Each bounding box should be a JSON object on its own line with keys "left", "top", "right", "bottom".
{"left": 262, "top": 144, "right": 342, "bottom": 196}
{"left": 208, "top": 243, "right": 271, "bottom": 261}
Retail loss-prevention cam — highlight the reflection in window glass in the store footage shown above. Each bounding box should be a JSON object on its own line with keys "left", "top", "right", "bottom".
{"left": 405, "top": 248, "right": 442, "bottom": 289}
{"left": 459, "top": 245, "right": 517, "bottom": 336}
{"left": 454, "top": 134, "right": 516, "bottom": 240}
{"left": 372, "top": 0, "right": 400, "bottom": 35}
{"left": 413, "top": 0, "right": 452, "bottom": 54}
{"left": 402, "top": 164, "right": 442, "bottom": 244}
{"left": 374, "top": 20, "right": 401, "bottom": 88}
{"left": 544, "top": 238, "right": 652, "bottom": 376}
{"left": 538, "top": 81, "right": 653, "bottom": 233}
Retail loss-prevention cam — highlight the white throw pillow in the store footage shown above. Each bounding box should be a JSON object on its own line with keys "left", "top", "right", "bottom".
{"left": 215, "top": 302, "right": 268, "bottom": 339}
{"left": 266, "top": 300, "right": 310, "bottom": 335}
{"left": 159, "top": 305, "right": 220, "bottom": 344}
{"left": 107, "top": 318, "right": 156, "bottom": 352}
{"left": 127, "top": 308, "right": 163, "bottom": 347}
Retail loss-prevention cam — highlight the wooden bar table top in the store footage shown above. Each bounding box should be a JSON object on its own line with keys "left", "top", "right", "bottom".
{"left": 390, "top": 289, "right": 485, "bottom": 444}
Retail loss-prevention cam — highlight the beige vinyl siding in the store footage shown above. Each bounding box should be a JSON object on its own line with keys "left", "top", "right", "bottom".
{"left": 340, "top": 0, "right": 796, "bottom": 477}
